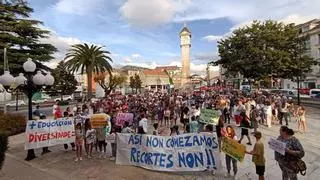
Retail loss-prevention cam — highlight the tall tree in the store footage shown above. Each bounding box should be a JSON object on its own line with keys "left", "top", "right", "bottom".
{"left": 0, "top": 0, "right": 57, "bottom": 74}
{"left": 94, "top": 73, "right": 127, "bottom": 97}
{"left": 64, "top": 43, "right": 113, "bottom": 99}
{"left": 134, "top": 74, "right": 142, "bottom": 93}
{"left": 129, "top": 76, "right": 135, "bottom": 93}
{"left": 215, "top": 20, "right": 317, "bottom": 82}
{"left": 48, "top": 61, "right": 77, "bottom": 100}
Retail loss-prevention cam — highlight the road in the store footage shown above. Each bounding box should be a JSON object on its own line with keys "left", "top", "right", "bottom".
{"left": 7, "top": 106, "right": 70, "bottom": 118}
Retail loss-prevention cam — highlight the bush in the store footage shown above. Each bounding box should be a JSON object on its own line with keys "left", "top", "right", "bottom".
{"left": 0, "top": 113, "right": 26, "bottom": 136}
{"left": 58, "top": 100, "right": 69, "bottom": 106}
{"left": 0, "top": 131, "right": 8, "bottom": 169}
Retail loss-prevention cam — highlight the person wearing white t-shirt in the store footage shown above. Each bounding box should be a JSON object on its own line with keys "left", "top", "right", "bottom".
{"left": 139, "top": 114, "right": 148, "bottom": 134}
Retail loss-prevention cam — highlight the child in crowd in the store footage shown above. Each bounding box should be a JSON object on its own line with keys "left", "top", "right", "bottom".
{"left": 109, "top": 126, "right": 120, "bottom": 161}
{"left": 246, "top": 131, "right": 265, "bottom": 180}
{"left": 85, "top": 124, "right": 96, "bottom": 159}
{"left": 224, "top": 125, "right": 238, "bottom": 177}
{"left": 152, "top": 123, "right": 159, "bottom": 135}
{"left": 75, "top": 123, "right": 84, "bottom": 162}
{"left": 96, "top": 127, "right": 107, "bottom": 158}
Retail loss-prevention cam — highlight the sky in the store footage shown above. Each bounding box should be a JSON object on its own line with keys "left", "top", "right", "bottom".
{"left": 28, "top": 0, "right": 320, "bottom": 74}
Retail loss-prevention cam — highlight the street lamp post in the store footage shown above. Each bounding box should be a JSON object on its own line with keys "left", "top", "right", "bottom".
{"left": 0, "top": 58, "right": 54, "bottom": 161}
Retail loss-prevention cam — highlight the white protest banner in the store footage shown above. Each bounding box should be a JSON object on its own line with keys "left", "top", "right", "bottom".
{"left": 116, "top": 133, "right": 221, "bottom": 172}
{"left": 25, "top": 118, "right": 75, "bottom": 150}
{"left": 268, "top": 138, "right": 286, "bottom": 155}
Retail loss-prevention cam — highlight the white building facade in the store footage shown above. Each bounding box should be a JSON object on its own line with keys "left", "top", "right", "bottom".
{"left": 298, "top": 19, "right": 320, "bottom": 89}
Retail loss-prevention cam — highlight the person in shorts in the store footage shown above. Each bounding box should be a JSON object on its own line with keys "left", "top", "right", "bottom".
{"left": 245, "top": 131, "right": 265, "bottom": 180}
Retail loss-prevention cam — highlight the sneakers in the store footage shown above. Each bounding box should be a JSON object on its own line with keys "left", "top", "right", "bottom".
{"left": 79, "top": 157, "right": 83, "bottom": 161}
{"left": 109, "top": 157, "right": 116, "bottom": 161}
{"left": 225, "top": 172, "right": 231, "bottom": 177}
{"left": 75, "top": 158, "right": 79, "bottom": 162}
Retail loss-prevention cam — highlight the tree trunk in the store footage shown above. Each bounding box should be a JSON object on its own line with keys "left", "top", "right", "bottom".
{"left": 87, "top": 67, "right": 93, "bottom": 99}
{"left": 297, "top": 76, "right": 300, "bottom": 105}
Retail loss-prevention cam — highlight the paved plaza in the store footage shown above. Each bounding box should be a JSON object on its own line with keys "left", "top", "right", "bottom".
{"left": 0, "top": 106, "right": 319, "bottom": 180}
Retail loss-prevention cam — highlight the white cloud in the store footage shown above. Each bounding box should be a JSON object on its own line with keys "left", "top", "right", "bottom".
{"left": 202, "top": 35, "right": 223, "bottom": 42}
{"left": 119, "top": 0, "right": 320, "bottom": 28}
{"left": 123, "top": 57, "right": 133, "bottom": 63}
{"left": 120, "top": 0, "right": 174, "bottom": 27}
{"left": 39, "top": 28, "right": 85, "bottom": 68}
{"left": 280, "top": 14, "right": 318, "bottom": 24}
{"left": 54, "top": 0, "right": 105, "bottom": 15}
{"left": 131, "top": 53, "right": 141, "bottom": 58}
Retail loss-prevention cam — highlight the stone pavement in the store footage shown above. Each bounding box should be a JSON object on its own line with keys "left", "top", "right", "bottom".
{"left": 1, "top": 106, "right": 319, "bottom": 180}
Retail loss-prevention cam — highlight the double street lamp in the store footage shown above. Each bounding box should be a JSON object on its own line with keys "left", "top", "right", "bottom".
{"left": 0, "top": 58, "right": 54, "bottom": 161}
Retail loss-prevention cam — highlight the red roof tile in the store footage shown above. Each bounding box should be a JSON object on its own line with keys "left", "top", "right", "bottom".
{"left": 143, "top": 69, "right": 167, "bottom": 76}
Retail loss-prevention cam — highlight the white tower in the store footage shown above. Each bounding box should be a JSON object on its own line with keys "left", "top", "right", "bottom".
{"left": 180, "top": 23, "right": 191, "bottom": 86}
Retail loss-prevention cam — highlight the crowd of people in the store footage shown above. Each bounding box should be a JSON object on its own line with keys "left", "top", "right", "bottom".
{"left": 33, "top": 88, "right": 306, "bottom": 180}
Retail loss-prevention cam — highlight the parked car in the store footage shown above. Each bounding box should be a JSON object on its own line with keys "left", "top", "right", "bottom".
{"left": 312, "top": 93, "right": 320, "bottom": 99}
{"left": 6, "top": 100, "right": 26, "bottom": 107}
{"left": 32, "top": 99, "right": 49, "bottom": 104}
{"left": 310, "top": 89, "right": 320, "bottom": 97}
{"left": 55, "top": 95, "right": 73, "bottom": 101}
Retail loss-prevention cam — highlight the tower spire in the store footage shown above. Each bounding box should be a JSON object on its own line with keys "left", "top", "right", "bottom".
{"left": 183, "top": 11, "right": 187, "bottom": 27}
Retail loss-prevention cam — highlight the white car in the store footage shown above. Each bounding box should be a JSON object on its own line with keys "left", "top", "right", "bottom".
{"left": 6, "top": 100, "right": 26, "bottom": 107}
{"left": 55, "top": 95, "right": 72, "bottom": 101}
{"left": 32, "top": 99, "right": 49, "bottom": 104}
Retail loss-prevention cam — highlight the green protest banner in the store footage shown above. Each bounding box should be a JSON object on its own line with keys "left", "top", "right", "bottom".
{"left": 199, "top": 109, "right": 220, "bottom": 125}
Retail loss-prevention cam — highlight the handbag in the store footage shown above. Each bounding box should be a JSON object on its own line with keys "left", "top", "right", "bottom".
{"left": 288, "top": 159, "right": 307, "bottom": 176}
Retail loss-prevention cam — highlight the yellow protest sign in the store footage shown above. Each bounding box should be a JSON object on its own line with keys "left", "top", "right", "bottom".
{"left": 222, "top": 137, "right": 246, "bottom": 162}
{"left": 90, "top": 113, "right": 109, "bottom": 128}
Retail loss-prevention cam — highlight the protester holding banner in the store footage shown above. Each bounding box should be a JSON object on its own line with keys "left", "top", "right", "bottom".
{"left": 224, "top": 125, "right": 238, "bottom": 177}
{"left": 215, "top": 115, "right": 224, "bottom": 152}
{"left": 245, "top": 131, "right": 265, "bottom": 180}
{"left": 275, "top": 126, "right": 305, "bottom": 180}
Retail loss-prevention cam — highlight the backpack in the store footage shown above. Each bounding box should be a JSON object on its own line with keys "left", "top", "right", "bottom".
{"left": 288, "top": 159, "right": 307, "bottom": 176}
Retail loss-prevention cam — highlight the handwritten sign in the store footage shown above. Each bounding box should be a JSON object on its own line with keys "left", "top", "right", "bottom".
{"left": 25, "top": 119, "right": 74, "bottom": 150}
{"left": 115, "top": 113, "right": 134, "bottom": 127}
{"left": 222, "top": 137, "right": 246, "bottom": 162}
{"left": 90, "top": 113, "right": 109, "bottom": 128}
{"left": 116, "top": 133, "right": 222, "bottom": 172}
{"left": 268, "top": 138, "right": 286, "bottom": 155}
{"left": 199, "top": 109, "right": 220, "bottom": 125}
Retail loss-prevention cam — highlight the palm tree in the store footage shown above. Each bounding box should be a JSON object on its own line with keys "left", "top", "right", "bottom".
{"left": 64, "top": 43, "right": 113, "bottom": 99}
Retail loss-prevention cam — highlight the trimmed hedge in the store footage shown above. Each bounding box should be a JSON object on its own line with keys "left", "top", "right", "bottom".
{"left": 0, "top": 113, "right": 26, "bottom": 136}
{"left": 0, "top": 131, "right": 8, "bottom": 169}
{"left": 58, "top": 100, "right": 69, "bottom": 106}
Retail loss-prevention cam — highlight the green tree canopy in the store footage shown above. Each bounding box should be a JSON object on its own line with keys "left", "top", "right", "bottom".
{"left": 134, "top": 74, "right": 142, "bottom": 91}
{"left": 48, "top": 61, "right": 77, "bottom": 100}
{"left": 215, "top": 20, "right": 317, "bottom": 81}
{"left": 129, "top": 74, "right": 142, "bottom": 93}
{"left": 64, "top": 43, "right": 113, "bottom": 99}
{"left": 0, "top": 0, "right": 57, "bottom": 75}
{"left": 94, "top": 73, "right": 127, "bottom": 97}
